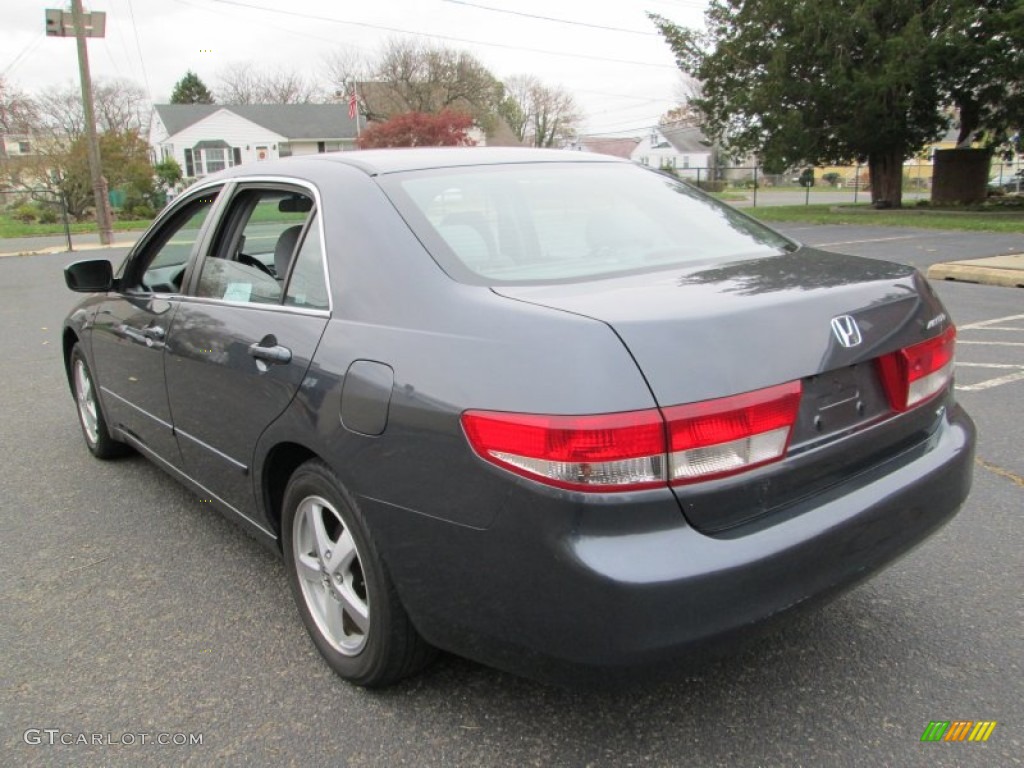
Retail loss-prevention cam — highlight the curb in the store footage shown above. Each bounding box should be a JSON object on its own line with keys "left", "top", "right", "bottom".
{"left": 0, "top": 240, "right": 137, "bottom": 259}
{"left": 927, "top": 254, "right": 1024, "bottom": 288}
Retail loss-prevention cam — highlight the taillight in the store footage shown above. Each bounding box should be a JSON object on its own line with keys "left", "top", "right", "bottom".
{"left": 460, "top": 410, "right": 667, "bottom": 492}
{"left": 663, "top": 381, "right": 803, "bottom": 484}
{"left": 461, "top": 380, "right": 802, "bottom": 492}
{"left": 877, "top": 326, "right": 956, "bottom": 412}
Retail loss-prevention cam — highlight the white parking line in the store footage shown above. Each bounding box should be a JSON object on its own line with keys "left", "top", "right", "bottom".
{"left": 955, "top": 315, "right": 1024, "bottom": 392}
{"left": 958, "top": 341, "right": 1024, "bottom": 347}
{"left": 959, "top": 313, "right": 1024, "bottom": 330}
{"left": 957, "top": 371, "right": 1024, "bottom": 392}
{"left": 814, "top": 234, "right": 949, "bottom": 248}
{"left": 958, "top": 362, "right": 1024, "bottom": 369}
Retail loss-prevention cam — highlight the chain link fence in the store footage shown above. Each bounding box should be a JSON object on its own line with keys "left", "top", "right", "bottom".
{"left": 658, "top": 163, "right": 982, "bottom": 207}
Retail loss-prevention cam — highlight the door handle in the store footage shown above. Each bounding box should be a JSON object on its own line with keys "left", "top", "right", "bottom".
{"left": 247, "top": 342, "right": 292, "bottom": 364}
{"left": 143, "top": 325, "right": 165, "bottom": 340}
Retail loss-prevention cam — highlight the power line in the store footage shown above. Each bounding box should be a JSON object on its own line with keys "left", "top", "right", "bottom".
{"left": 206, "top": 0, "right": 676, "bottom": 69}
{"left": 125, "top": 0, "right": 153, "bottom": 98}
{"left": 579, "top": 119, "right": 665, "bottom": 136}
{"left": 173, "top": 0, "right": 376, "bottom": 52}
{"left": 440, "top": 0, "right": 657, "bottom": 36}
{"left": 2, "top": 34, "right": 44, "bottom": 78}
{"left": 574, "top": 87, "right": 671, "bottom": 105}
{"left": 112, "top": 0, "right": 143, "bottom": 75}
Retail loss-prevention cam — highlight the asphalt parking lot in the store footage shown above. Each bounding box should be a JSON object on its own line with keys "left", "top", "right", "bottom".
{"left": 1, "top": 226, "right": 1022, "bottom": 767}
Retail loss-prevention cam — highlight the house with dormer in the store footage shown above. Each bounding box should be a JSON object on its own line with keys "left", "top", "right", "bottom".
{"left": 150, "top": 104, "right": 359, "bottom": 180}
{"left": 630, "top": 125, "right": 713, "bottom": 177}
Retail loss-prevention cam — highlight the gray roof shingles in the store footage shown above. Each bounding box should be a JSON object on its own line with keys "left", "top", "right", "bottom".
{"left": 154, "top": 104, "right": 359, "bottom": 140}
{"left": 659, "top": 126, "right": 712, "bottom": 154}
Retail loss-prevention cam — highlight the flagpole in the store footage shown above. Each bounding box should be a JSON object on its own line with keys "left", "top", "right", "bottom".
{"left": 352, "top": 81, "right": 361, "bottom": 139}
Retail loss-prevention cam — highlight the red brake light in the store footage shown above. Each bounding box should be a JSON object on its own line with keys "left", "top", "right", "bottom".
{"left": 461, "top": 410, "right": 667, "bottom": 491}
{"left": 877, "top": 326, "right": 956, "bottom": 412}
{"left": 663, "top": 381, "right": 802, "bottom": 484}
{"left": 461, "top": 380, "right": 803, "bottom": 492}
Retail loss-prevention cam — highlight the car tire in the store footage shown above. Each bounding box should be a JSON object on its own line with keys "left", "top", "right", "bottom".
{"left": 69, "top": 342, "right": 131, "bottom": 460}
{"left": 282, "top": 460, "right": 436, "bottom": 686}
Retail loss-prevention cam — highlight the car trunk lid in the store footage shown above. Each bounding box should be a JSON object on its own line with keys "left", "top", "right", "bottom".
{"left": 494, "top": 248, "right": 954, "bottom": 533}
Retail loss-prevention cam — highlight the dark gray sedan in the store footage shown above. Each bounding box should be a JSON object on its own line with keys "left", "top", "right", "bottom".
{"left": 63, "top": 148, "right": 975, "bottom": 686}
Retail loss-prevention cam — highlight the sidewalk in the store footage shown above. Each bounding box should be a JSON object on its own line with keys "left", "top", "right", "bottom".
{"left": 0, "top": 231, "right": 141, "bottom": 258}
{"left": 928, "top": 253, "right": 1024, "bottom": 288}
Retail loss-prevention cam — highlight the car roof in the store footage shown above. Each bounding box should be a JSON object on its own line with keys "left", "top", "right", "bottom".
{"left": 210, "top": 147, "right": 625, "bottom": 182}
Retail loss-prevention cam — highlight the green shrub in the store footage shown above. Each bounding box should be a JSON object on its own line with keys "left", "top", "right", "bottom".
{"left": 12, "top": 204, "right": 39, "bottom": 223}
{"left": 38, "top": 208, "right": 59, "bottom": 224}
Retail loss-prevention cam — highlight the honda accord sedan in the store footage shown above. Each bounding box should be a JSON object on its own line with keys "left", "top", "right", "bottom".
{"left": 63, "top": 148, "right": 975, "bottom": 686}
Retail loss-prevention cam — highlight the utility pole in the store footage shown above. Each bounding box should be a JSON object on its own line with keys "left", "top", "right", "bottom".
{"left": 46, "top": 2, "right": 114, "bottom": 245}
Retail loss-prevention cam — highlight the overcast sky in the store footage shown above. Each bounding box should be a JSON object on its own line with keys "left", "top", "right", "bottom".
{"left": 3, "top": 0, "right": 707, "bottom": 136}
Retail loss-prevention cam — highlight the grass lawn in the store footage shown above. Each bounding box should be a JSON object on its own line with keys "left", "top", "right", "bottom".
{"left": 0, "top": 215, "right": 154, "bottom": 239}
{"left": 748, "top": 204, "right": 1024, "bottom": 233}
{"left": 712, "top": 192, "right": 749, "bottom": 202}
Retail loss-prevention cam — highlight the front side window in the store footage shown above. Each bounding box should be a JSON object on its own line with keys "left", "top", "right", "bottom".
{"left": 195, "top": 187, "right": 318, "bottom": 306}
{"left": 129, "top": 189, "right": 220, "bottom": 293}
{"left": 379, "top": 163, "right": 795, "bottom": 285}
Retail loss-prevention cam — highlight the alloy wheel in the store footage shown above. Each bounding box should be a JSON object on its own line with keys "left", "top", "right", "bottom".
{"left": 292, "top": 494, "right": 370, "bottom": 655}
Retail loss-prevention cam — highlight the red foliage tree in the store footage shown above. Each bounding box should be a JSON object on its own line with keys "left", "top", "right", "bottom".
{"left": 357, "top": 109, "right": 476, "bottom": 149}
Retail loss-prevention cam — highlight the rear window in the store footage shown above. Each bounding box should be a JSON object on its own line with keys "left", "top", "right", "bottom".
{"left": 378, "top": 162, "right": 796, "bottom": 285}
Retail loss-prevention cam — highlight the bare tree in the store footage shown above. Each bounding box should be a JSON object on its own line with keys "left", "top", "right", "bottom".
{"left": 0, "top": 77, "right": 38, "bottom": 136}
{"left": 215, "top": 63, "right": 323, "bottom": 104}
{"left": 499, "top": 75, "right": 581, "bottom": 148}
{"left": 322, "top": 49, "right": 371, "bottom": 103}
{"left": 661, "top": 76, "right": 704, "bottom": 128}
{"left": 362, "top": 39, "right": 502, "bottom": 125}
{"left": 33, "top": 78, "right": 150, "bottom": 141}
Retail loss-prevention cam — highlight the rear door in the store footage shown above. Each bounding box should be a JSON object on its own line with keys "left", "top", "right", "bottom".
{"left": 163, "top": 182, "right": 331, "bottom": 519}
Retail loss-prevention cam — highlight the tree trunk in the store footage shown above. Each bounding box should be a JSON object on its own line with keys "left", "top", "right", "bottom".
{"left": 868, "top": 151, "right": 904, "bottom": 208}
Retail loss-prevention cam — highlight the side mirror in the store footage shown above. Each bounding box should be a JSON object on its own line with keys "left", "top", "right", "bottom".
{"left": 64, "top": 259, "right": 114, "bottom": 293}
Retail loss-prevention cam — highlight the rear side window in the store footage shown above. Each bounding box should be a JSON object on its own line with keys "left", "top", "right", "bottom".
{"left": 283, "top": 213, "right": 329, "bottom": 310}
{"left": 379, "top": 163, "right": 795, "bottom": 285}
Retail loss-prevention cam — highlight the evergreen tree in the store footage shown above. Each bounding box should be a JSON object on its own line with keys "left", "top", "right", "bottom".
{"left": 650, "top": 1, "right": 1023, "bottom": 207}
{"left": 170, "top": 71, "right": 214, "bottom": 104}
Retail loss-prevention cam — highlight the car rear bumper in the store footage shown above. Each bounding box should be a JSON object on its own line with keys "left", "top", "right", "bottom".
{"left": 367, "top": 402, "right": 975, "bottom": 680}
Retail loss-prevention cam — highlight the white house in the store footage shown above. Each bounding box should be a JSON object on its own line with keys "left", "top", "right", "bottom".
{"left": 150, "top": 104, "right": 359, "bottom": 179}
{"left": 0, "top": 134, "right": 36, "bottom": 158}
{"left": 630, "top": 125, "right": 713, "bottom": 178}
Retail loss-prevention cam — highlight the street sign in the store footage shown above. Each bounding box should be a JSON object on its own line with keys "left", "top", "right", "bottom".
{"left": 45, "top": 9, "right": 106, "bottom": 38}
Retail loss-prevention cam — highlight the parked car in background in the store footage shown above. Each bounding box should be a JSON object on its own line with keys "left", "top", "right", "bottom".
{"left": 989, "top": 169, "right": 1023, "bottom": 193}
{"left": 62, "top": 149, "right": 975, "bottom": 686}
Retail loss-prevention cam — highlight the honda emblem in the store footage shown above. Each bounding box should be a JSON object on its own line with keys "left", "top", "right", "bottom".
{"left": 831, "top": 315, "right": 862, "bottom": 348}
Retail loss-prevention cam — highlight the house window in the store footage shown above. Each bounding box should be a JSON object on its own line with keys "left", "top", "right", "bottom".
{"left": 184, "top": 148, "right": 195, "bottom": 177}
{"left": 317, "top": 141, "right": 326, "bottom": 153}
{"left": 18, "top": 141, "right": 31, "bottom": 154}
{"left": 278, "top": 143, "right": 291, "bottom": 158}
{"left": 682, "top": 156, "right": 690, "bottom": 169}
{"left": 161, "top": 146, "right": 172, "bottom": 161}
{"left": 232, "top": 147, "right": 242, "bottom": 166}
{"left": 205, "top": 148, "right": 226, "bottom": 174}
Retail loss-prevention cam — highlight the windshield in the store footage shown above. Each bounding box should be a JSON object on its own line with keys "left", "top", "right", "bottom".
{"left": 379, "top": 162, "right": 796, "bottom": 285}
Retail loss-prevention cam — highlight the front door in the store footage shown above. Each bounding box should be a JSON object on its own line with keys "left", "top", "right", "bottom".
{"left": 90, "top": 189, "right": 222, "bottom": 464}
{"left": 164, "top": 184, "right": 330, "bottom": 519}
